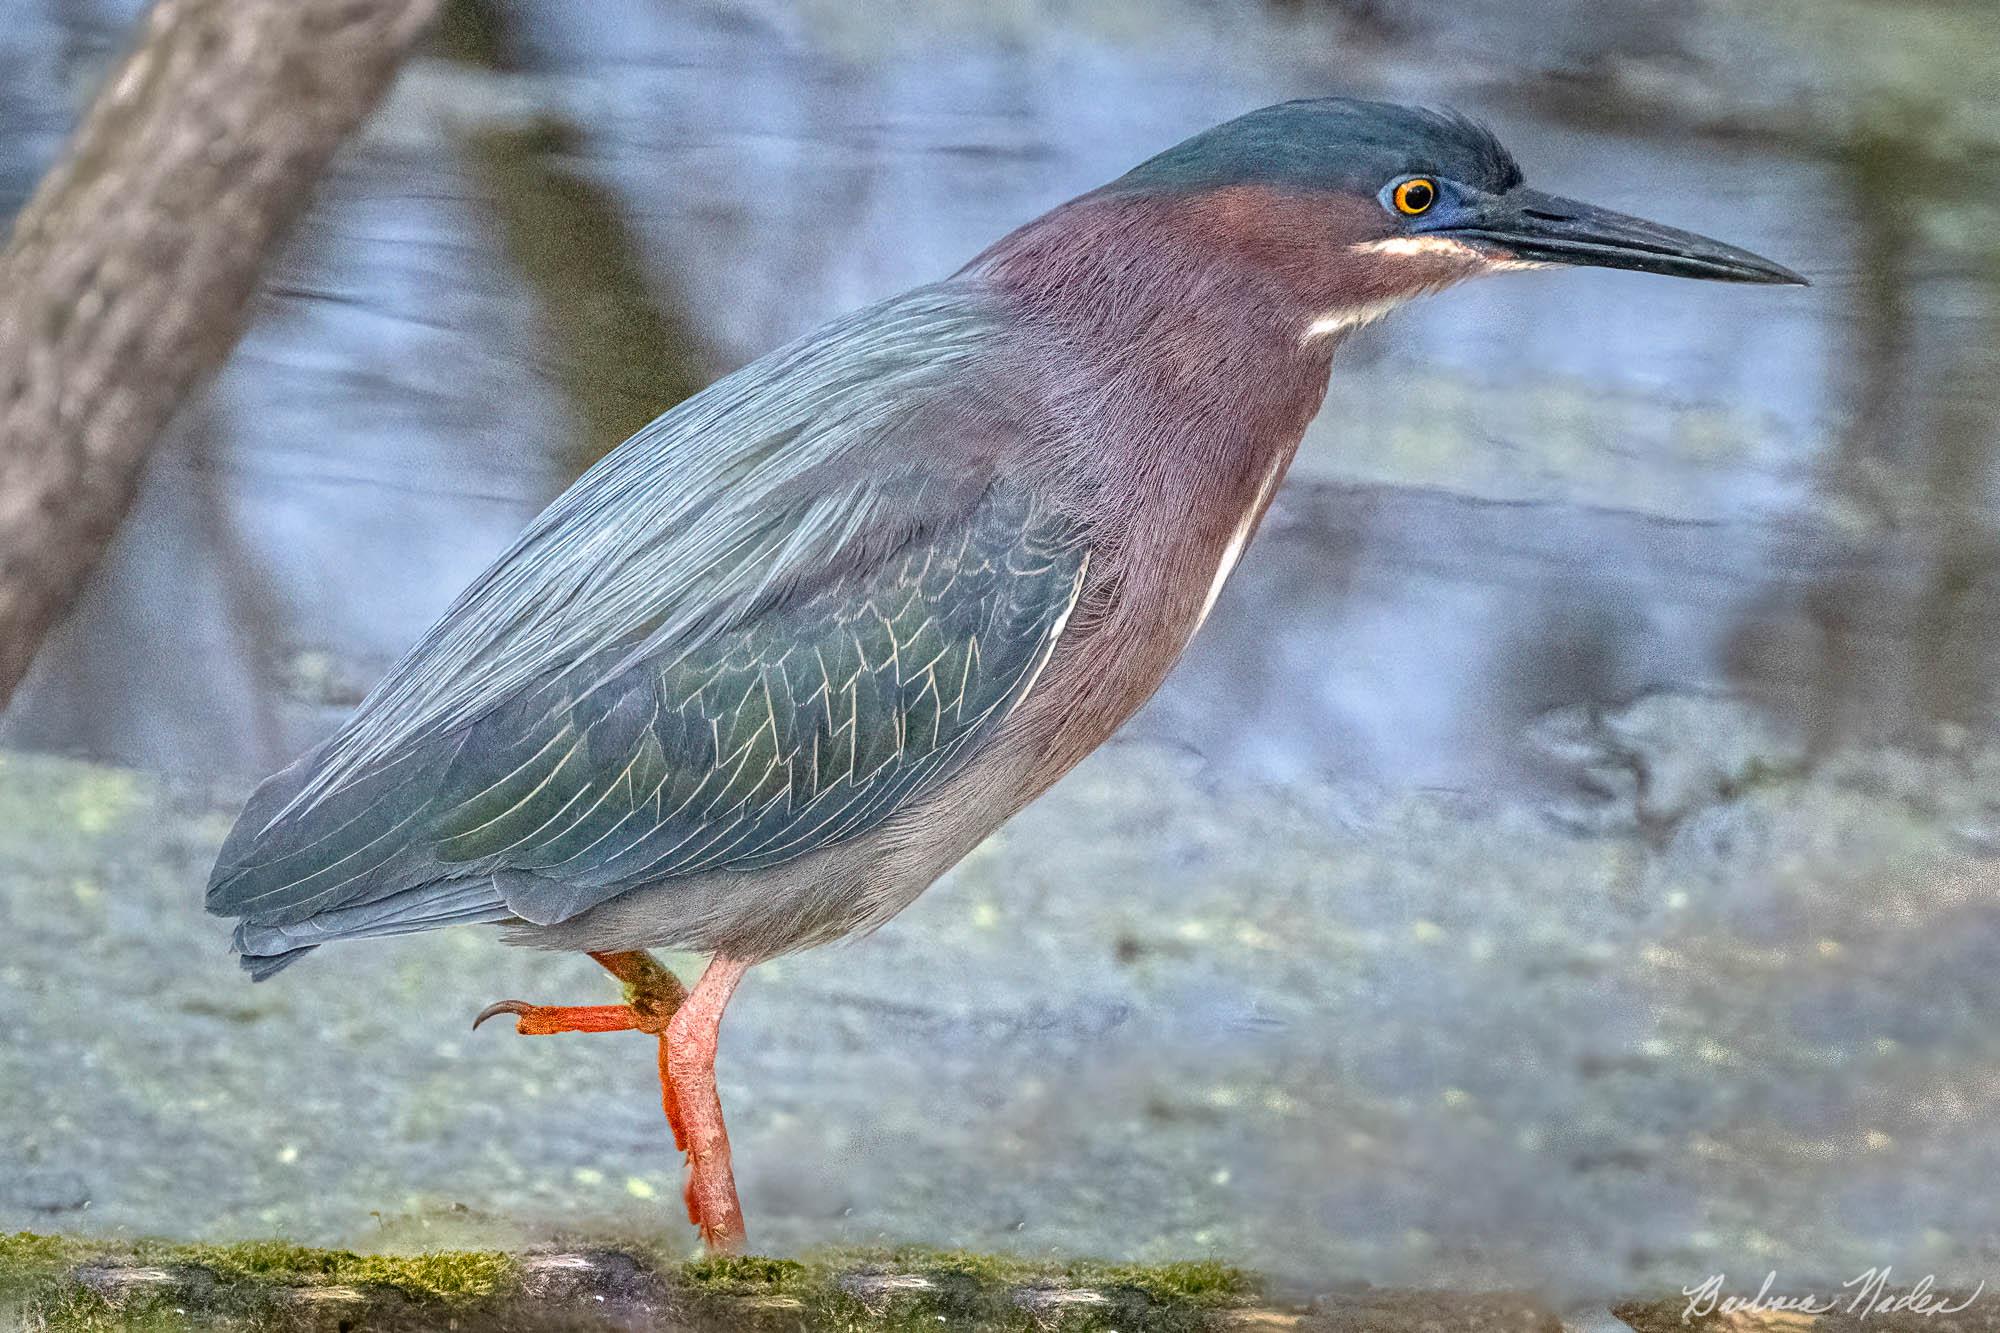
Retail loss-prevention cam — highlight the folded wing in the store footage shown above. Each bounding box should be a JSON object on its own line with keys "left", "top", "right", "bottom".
{"left": 206, "top": 286, "right": 1086, "bottom": 968}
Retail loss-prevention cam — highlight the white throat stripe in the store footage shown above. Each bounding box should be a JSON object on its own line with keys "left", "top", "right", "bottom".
{"left": 1301, "top": 299, "right": 1401, "bottom": 343}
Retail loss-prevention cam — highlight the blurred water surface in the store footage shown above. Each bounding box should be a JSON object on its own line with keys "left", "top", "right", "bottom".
{"left": 10, "top": 0, "right": 1998, "bottom": 788}
{"left": 5, "top": 0, "right": 2000, "bottom": 1297}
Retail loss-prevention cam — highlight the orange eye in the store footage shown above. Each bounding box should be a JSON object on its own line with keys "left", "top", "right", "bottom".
{"left": 1393, "top": 178, "right": 1437, "bottom": 216}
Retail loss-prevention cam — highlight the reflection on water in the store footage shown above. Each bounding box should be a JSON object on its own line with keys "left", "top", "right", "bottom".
{"left": 15, "top": 0, "right": 1989, "bottom": 790}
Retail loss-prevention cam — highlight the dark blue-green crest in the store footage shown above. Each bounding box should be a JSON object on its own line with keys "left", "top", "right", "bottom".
{"left": 1110, "top": 97, "right": 1524, "bottom": 199}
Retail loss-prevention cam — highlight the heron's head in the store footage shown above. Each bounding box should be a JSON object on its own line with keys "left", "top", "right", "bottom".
{"left": 1099, "top": 98, "right": 1805, "bottom": 340}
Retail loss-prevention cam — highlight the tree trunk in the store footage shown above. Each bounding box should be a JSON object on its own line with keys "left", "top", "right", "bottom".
{"left": 0, "top": 0, "right": 441, "bottom": 709}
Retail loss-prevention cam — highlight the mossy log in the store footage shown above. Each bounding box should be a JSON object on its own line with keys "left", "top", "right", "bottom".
{"left": 0, "top": 1234, "right": 1504, "bottom": 1332}
{"left": 11, "top": 1235, "right": 1992, "bottom": 1333}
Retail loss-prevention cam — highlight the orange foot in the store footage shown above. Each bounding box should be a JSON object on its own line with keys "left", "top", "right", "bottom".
{"left": 475, "top": 949, "right": 751, "bottom": 1252}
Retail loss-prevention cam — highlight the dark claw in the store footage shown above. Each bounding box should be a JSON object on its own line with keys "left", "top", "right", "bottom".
{"left": 473, "top": 999, "right": 532, "bottom": 1031}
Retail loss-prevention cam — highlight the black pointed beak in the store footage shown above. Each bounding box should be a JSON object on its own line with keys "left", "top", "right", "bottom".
{"left": 1445, "top": 188, "right": 1808, "bottom": 285}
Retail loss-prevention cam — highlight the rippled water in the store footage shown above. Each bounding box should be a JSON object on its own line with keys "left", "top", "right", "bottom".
{"left": 9, "top": 0, "right": 1995, "bottom": 792}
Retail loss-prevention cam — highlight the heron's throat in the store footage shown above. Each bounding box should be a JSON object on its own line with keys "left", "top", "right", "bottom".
{"left": 1301, "top": 235, "right": 1545, "bottom": 343}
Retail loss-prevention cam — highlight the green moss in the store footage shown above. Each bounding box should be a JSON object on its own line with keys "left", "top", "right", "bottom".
{"left": 5, "top": 1235, "right": 517, "bottom": 1330}
{"left": 1082, "top": 1258, "right": 1252, "bottom": 1304}
{"left": 134, "top": 1239, "right": 514, "bottom": 1302}
{"left": 26, "top": 1287, "right": 208, "bottom": 1333}
{"left": 874, "top": 1246, "right": 1042, "bottom": 1285}
{"left": 0, "top": 1231, "right": 98, "bottom": 1312}
{"left": 0, "top": 1240, "right": 165, "bottom": 1333}
{"left": 6, "top": 1234, "right": 1255, "bottom": 1331}
{"left": 680, "top": 1252, "right": 813, "bottom": 1296}
{"left": 1, "top": 1230, "right": 84, "bottom": 1272}
{"left": 668, "top": 1246, "right": 1255, "bottom": 1333}
{"left": 831, "top": 1247, "right": 1252, "bottom": 1304}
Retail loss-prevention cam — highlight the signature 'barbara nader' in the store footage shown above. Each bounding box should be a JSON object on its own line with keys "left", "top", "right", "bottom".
{"left": 1683, "top": 1268, "right": 1985, "bottom": 1322}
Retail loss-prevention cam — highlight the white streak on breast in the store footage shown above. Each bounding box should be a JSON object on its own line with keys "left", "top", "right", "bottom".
{"left": 1194, "top": 452, "right": 1289, "bottom": 633}
{"left": 1017, "top": 553, "right": 1088, "bottom": 700}
{"left": 1301, "top": 298, "right": 1402, "bottom": 343}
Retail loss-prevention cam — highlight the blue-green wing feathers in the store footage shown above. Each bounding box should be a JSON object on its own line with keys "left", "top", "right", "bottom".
{"left": 426, "top": 486, "right": 1082, "bottom": 925}
{"left": 210, "top": 486, "right": 1082, "bottom": 950}
{"left": 206, "top": 287, "right": 1083, "bottom": 971}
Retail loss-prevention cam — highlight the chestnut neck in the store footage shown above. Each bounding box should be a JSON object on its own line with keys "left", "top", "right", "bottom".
{"left": 963, "top": 184, "right": 1376, "bottom": 523}
{"left": 969, "top": 185, "right": 1359, "bottom": 364}
{"left": 961, "top": 186, "right": 1384, "bottom": 775}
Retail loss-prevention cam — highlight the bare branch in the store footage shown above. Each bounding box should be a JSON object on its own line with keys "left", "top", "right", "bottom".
{"left": 0, "top": 0, "right": 442, "bottom": 708}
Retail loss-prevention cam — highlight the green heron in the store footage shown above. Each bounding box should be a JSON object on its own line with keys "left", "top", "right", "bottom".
{"left": 208, "top": 98, "right": 1802, "bottom": 1251}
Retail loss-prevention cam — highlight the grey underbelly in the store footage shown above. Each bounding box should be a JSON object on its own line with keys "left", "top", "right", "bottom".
{"left": 506, "top": 739, "right": 1041, "bottom": 960}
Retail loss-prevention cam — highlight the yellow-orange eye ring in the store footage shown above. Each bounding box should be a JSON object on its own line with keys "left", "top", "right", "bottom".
{"left": 1393, "top": 177, "right": 1437, "bottom": 216}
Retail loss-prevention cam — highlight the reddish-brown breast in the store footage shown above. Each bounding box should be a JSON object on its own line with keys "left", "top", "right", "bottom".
{"left": 958, "top": 182, "right": 1458, "bottom": 797}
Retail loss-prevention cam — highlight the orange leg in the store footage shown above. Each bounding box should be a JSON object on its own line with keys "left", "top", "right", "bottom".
{"left": 474, "top": 950, "right": 749, "bottom": 1250}
{"left": 663, "top": 956, "right": 750, "bottom": 1249}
